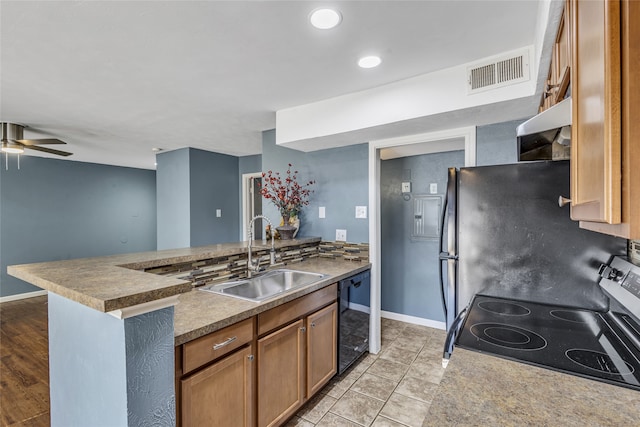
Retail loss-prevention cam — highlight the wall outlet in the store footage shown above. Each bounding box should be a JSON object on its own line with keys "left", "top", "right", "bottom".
{"left": 319, "top": 206, "right": 326, "bottom": 218}
{"left": 216, "top": 209, "right": 222, "bottom": 217}
{"left": 355, "top": 206, "right": 367, "bottom": 219}
{"left": 430, "top": 183, "right": 438, "bottom": 194}
{"left": 402, "top": 182, "right": 411, "bottom": 193}
{"left": 336, "top": 229, "right": 347, "bottom": 241}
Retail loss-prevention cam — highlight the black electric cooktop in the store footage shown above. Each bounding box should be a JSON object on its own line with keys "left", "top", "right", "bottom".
{"left": 457, "top": 295, "right": 640, "bottom": 391}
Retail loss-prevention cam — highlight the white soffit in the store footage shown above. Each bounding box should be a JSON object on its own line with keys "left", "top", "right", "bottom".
{"left": 276, "top": 46, "right": 537, "bottom": 150}
{"left": 380, "top": 137, "right": 465, "bottom": 161}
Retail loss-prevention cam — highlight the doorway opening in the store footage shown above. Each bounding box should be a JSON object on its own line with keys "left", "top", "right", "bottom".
{"left": 241, "top": 173, "right": 263, "bottom": 241}
{"left": 368, "top": 126, "right": 476, "bottom": 354}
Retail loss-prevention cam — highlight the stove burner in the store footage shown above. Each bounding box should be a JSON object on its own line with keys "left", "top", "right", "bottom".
{"left": 550, "top": 309, "right": 596, "bottom": 324}
{"left": 478, "top": 300, "right": 531, "bottom": 316}
{"left": 470, "top": 323, "right": 547, "bottom": 351}
{"left": 566, "top": 349, "right": 635, "bottom": 376}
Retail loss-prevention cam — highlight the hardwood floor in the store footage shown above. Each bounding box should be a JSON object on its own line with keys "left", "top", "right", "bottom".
{"left": 0, "top": 296, "right": 50, "bottom": 427}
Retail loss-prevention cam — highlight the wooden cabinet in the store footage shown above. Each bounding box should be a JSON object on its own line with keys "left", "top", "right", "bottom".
{"left": 257, "top": 319, "right": 305, "bottom": 427}
{"left": 256, "top": 287, "right": 338, "bottom": 427}
{"left": 178, "top": 317, "right": 256, "bottom": 427}
{"left": 181, "top": 345, "right": 255, "bottom": 427}
{"left": 176, "top": 282, "right": 340, "bottom": 427}
{"left": 306, "top": 302, "right": 338, "bottom": 397}
{"left": 540, "top": 2, "right": 572, "bottom": 111}
{"left": 569, "top": 0, "right": 640, "bottom": 238}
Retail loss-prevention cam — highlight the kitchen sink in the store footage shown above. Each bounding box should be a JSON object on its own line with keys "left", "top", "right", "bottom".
{"left": 199, "top": 269, "right": 327, "bottom": 302}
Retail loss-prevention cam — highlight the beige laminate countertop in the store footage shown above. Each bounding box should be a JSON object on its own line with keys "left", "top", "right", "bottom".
{"left": 7, "top": 238, "right": 321, "bottom": 312}
{"left": 7, "top": 237, "right": 370, "bottom": 346}
{"left": 174, "top": 257, "right": 369, "bottom": 345}
{"left": 424, "top": 348, "right": 640, "bottom": 426}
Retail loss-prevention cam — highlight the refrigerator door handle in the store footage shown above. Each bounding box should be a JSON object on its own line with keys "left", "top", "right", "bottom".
{"left": 439, "top": 252, "right": 458, "bottom": 260}
{"left": 438, "top": 190, "right": 450, "bottom": 320}
{"left": 442, "top": 307, "right": 467, "bottom": 368}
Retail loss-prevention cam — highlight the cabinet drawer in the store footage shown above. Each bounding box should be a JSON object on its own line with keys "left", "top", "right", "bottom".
{"left": 258, "top": 283, "right": 337, "bottom": 336}
{"left": 183, "top": 317, "right": 254, "bottom": 374}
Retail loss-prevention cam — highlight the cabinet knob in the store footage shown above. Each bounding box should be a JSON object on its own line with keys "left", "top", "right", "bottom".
{"left": 300, "top": 326, "right": 306, "bottom": 332}
{"left": 558, "top": 196, "right": 572, "bottom": 207}
{"left": 311, "top": 322, "right": 316, "bottom": 328}
{"left": 248, "top": 354, "right": 254, "bottom": 361}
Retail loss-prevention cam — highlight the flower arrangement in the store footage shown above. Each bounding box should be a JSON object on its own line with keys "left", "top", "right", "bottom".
{"left": 260, "top": 164, "right": 315, "bottom": 225}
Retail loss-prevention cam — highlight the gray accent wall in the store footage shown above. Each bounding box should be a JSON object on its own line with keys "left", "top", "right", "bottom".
{"left": 48, "top": 293, "right": 175, "bottom": 426}
{"left": 156, "top": 148, "right": 239, "bottom": 249}
{"left": 261, "top": 129, "right": 368, "bottom": 243}
{"left": 0, "top": 155, "right": 156, "bottom": 297}
{"left": 476, "top": 118, "right": 528, "bottom": 166}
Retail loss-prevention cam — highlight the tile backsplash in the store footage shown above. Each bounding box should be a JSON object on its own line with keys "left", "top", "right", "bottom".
{"left": 145, "top": 239, "right": 369, "bottom": 288}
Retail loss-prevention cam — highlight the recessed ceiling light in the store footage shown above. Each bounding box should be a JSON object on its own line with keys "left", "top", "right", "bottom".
{"left": 151, "top": 147, "right": 163, "bottom": 152}
{"left": 358, "top": 56, "right": 382, "bottom": 69}
{"left": 309, "top": 8, "right": 342, "bottom": 29}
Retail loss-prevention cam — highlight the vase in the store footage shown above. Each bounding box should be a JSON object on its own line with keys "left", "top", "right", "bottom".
{"left": 276, "top": 224, "right": 296, "bottom": 240}
{"left": 277, "top": 214, "right": 299, "bottom": 240}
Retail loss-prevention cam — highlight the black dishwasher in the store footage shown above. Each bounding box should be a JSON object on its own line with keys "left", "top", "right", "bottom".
{"left": 337, "top": 270, "right": 370, "bottom": 374}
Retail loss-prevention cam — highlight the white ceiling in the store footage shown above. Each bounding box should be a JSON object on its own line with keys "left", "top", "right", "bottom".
{"left": 1, "top": 0, "right": 544, "bottom": 170}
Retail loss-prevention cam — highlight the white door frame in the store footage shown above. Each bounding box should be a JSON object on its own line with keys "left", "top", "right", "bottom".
{"left": 241, "top": 172, "right": 263, "bottom": 241}
{"left": 367, "top": 126, "right": 476, "bottom": 354}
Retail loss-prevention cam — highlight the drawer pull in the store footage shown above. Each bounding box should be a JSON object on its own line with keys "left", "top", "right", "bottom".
{"left": 213, "top": 336, "right": 237, "bottom": 350}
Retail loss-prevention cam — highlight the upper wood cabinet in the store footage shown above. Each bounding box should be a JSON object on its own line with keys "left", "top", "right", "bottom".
{"left": 570, "top": 0, "right": 640, "bottom": 239}
{"left": 540, "top": 3, "right": 572, "bottom": 111}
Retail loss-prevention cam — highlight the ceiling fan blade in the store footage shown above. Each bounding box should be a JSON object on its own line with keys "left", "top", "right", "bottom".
{"left": 16, "top": 138, "right": 66, "bottom": 145}
{"left": 24, "top": 145, "right": 73, "bottom": 157}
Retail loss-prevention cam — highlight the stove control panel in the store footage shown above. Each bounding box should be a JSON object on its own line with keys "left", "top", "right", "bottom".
{"left": 600, "top": 257, "right": 640, "bottom": 320}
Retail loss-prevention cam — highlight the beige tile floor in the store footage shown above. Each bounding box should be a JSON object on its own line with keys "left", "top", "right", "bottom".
{"left": 285, "top": 318, "right": 447, "bottom": 427}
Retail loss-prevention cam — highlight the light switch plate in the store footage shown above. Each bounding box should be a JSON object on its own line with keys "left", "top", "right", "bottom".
{"left": 402, "top": 182, "right": 411, "bottom": 193}
{"left": 216, "top": 209, "right": 222, "bottom": 217}
{"left": 355, "top": 206, "right": 367, "bottom": 219}
{"left": 319, "top": 207, "right": 326, "bottom": 218}
{"left": 336, "top": 229, "right": 347, "bottom": 241}
{"left": 430, "top": 183, "right": 438, "bottom": 194}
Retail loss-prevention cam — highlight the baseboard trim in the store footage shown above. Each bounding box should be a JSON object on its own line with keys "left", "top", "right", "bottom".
{"left": 0, "top": 290, "right": 48, "bottom": 303}
{"left": 381, "top": 310, "right": 445, "bottom": 330}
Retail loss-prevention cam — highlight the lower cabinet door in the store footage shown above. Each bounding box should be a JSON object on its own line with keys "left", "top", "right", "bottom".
{"left": 257, "top": 319, "right": 305, "bottom": 427}
{"left": 181, "top": 345, "right": 254, "bottom": 427}
{"left": 307, "top": 302, "right": 338, "bottom": 396}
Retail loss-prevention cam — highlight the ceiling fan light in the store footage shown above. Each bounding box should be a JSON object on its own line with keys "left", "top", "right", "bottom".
{"left": 1, "top": 141, "right": 24, "bottom": 154}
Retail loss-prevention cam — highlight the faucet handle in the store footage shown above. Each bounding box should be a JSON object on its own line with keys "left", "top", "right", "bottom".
{"left": 270, "top": 248, "right": 276, "bottom": 265}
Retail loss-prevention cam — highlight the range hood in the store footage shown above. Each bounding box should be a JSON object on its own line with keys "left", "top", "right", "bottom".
{"left": 517, "top": 97, "right": 572, "bottom": 161}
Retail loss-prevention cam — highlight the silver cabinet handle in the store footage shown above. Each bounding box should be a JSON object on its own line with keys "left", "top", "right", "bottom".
{"left": 311, "top": 322, "right": 316, "bottom": 328}
{"left": 300, "top": 326, "right": 306, "bottom": 332}
{"left": 558, "top": 196, "right": 572, "bottom": 207}
{"left": 248, "top": 354, "right": 254, "bottom": 361}
{"left": 213, "top": 336, "right": 237, "bottom": 350}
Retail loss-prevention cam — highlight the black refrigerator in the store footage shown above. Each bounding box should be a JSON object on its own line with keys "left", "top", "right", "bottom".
{"left": 438, "top": 160, "right": 626, "bottom": 334}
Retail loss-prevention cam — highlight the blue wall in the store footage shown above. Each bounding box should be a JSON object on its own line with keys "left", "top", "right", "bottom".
{"left": 156, "top": 149, "right": 191, "bottom": 250}
{"left": 48, "top": 293, "right": 175, "bottom": 426}
{"left": 156, "top": 148, "right": 239, "bottom": 249}
{"left": 476, "top": 118, "right": 524, "bottom": 166}
{"left": 189, "top": 148, "right": 239, "bottom": 247}
{"left": 0, "top": 155, "right": 157, "bottom": 297}
{"left": 261, "top": 130, "right": 369, "bottom": 243}
{"left": 381, "top": 151, "right": 465, "bottom": 321}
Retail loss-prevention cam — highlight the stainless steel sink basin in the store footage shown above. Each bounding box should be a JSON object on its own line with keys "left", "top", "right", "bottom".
{"left": 200, "top": 269, "right": 327, "bottom": 302}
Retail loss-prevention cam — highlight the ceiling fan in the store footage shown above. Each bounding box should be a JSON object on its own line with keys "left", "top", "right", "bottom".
{"left": 1, "top": 122, "right": 73, "bottom": 157}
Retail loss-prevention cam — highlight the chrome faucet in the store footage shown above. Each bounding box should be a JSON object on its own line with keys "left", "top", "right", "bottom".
{"left": 247, "top": 215, "right": 276, "bottom": 277}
